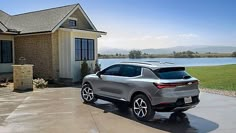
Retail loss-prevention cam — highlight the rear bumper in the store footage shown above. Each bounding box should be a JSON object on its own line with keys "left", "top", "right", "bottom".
{"left": 153, "top": 95, "right": 200, "bottom": 112}
{"left": 150, "top": 89, "right": 200, "bottom": 105}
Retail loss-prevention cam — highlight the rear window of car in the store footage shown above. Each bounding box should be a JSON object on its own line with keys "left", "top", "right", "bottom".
{"left": 154, "top": 67, "right": 191, "bottom": 79}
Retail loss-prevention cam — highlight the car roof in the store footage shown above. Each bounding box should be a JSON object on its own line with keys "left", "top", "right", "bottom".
{"left": 117, "top": 61, "right": 184, "bottom": 70}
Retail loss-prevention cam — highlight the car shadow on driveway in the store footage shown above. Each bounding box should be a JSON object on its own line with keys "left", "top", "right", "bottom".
{"left": 89, "top": 101, "right": 219, "bottom": 133}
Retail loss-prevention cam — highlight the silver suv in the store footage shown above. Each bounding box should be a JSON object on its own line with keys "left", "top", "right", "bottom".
{"left": 81, "top": 62, "right": 200, "bottom": 121}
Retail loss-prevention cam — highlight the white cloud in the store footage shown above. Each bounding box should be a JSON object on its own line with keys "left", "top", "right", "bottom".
{"left": 142, "top": 35, "right": 152, "bottom": 40}
{"left": 98, "top": 33, "right": 201, "bottom": 50}
{"left": 178, "top": 33, "right": 199, "bottom": 38}
{"left": 130, "top": 35, "right": 169, "bottom": 41}
{"left": 155, "top": 35, "right": 169, "bottom": 40}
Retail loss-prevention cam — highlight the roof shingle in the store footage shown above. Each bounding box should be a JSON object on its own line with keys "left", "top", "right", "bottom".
{"left": 0, "top": 4, "right": 87, "bottom": 34}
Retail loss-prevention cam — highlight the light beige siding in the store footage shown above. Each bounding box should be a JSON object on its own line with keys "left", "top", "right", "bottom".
{"left": 58, "top": 28, "right": 99, "bottom": 82}
{"left": 58, "top": 30, "right": 72, "bottom": 79}
{"left": 71, "top": 31, "right": 98, "bottom": 82}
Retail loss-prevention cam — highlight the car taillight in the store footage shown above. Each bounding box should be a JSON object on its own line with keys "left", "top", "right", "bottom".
{"left": 153, "top": 83, "right": 177, "bottom": 89}
{"left": 193, "top": 80, "right": 199, "bottom": 84}
{"left": 153, "top": 80, "right": 199, "bottom": 89}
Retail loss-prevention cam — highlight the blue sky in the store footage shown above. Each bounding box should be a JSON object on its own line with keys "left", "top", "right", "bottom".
{"left": 1, "top": 0, "right": 235, "bottom": 50}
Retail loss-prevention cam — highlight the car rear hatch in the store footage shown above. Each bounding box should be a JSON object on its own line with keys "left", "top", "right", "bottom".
{"left": 153, "top": 67, "right": 200, "bottom": 97}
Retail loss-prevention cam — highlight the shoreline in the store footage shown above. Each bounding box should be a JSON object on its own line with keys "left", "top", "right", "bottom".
{"left": 98, "top": 56, "right": 235, "bottom": 59}
{"left": 200, "top": 88, "right": 236, "bottom": 97}
{"left": 98, "top": 54, "right": 235, "bottom": 59}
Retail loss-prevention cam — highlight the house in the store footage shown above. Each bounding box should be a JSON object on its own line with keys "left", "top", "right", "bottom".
{"left": 0, "top": 4, "right": 106, "bottom": 82}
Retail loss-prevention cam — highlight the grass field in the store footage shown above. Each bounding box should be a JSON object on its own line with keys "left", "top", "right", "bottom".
{"left": 187, "top": 64, "right": 236, "bottom": 91}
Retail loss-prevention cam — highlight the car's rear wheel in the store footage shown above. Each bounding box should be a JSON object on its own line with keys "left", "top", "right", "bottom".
{"left": 81, "top": 84, "right": 97, "bottom": 103}
{"left": 132, "top": 94, "right": 155, "bottom": 121}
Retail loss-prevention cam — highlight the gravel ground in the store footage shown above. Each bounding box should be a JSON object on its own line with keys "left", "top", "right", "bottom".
{"left": 200, "top": 88, "right": 236, "bottom": 97}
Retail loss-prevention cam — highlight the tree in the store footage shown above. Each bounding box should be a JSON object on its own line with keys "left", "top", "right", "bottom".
{"left": 173, "top": 51, "right": 176, "bottom": 56}
{"left": 129, "top": 50, "right": 142, "bottom": 58}
{"left": 94, "top": 60, "right": 101, "bottom": 73}
{"left": 232, "top": 51, "right": 236, "bottom": 57}
{"left": 81, "top": 60, "right": 90, "bottom": 81}
{"left": 186, "top": 50, "right": 194, "bottom": 58}
{"left": 173, "top": 51, "right": 195, "bottom": 58}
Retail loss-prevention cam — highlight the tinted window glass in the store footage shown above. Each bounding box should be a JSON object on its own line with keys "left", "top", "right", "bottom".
{"left": 69, "top": 20, "right": 76, "bottom": 27}
{"left": 154, "top": 67, "right": 191, "bottom": 79}
{"left": 0, "top": 40, "right": 13, "bottom": 63}
{"left": 0, "top": 42, "right": 1, "bottom": 62}
{"left": 102, "top": 65, "right": 121, "bottom": 76}
{"left": 75, "top": 38, "right": 94, "bottom": 61}
{"left": 88, "top": 40, "right": 94, "bottom": 60}
{"left": 75, "top": 38, "right": 81, "bottom": 60}
{"left": 81, "top": 39, "right": 88, "bottom": 60}
{"left": 120, "top": 65, "right": 141, "bottom": 77}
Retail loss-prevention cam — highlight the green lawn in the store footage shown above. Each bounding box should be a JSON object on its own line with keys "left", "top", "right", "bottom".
{"left": 187, "top": 64, "right": 236, "bottom": 91}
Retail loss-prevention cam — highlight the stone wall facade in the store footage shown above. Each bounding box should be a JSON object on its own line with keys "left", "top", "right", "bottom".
{"left": 13, "top": 65, "right": 33, "bottom": 91}
{"left": 14, "top": 33, "right": 59, "bottom": 81}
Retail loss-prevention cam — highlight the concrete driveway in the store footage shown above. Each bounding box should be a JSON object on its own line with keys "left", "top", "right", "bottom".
{"left": 0, "top": 87, "right": 235, "bottom": 133}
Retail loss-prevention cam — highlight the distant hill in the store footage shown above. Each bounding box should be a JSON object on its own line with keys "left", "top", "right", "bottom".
{"left": 192, "top": 46, "right": 236, "bottom": 53}
{"left": 99, "top": 46, "right": 236, "bottom": 54}
{"left": 99, "top": 48, "right": 129, "bottom": 54}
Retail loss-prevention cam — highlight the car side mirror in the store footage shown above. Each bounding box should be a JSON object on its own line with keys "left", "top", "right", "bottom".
{"left": 96, "top": 71, "right": 102, "bottom": 78}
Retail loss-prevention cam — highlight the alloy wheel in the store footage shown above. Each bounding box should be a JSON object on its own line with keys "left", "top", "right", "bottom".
{"left": 82, "top": 87, "right": 94, "bottom": 102}
{"left": 133, "top": 98, "right": 148, "bottom": 118}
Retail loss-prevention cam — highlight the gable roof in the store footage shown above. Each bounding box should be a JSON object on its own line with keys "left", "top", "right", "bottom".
{"left": 0, "top": 4, "right": 100, "bottom": 34}
{"left": 0, "top": 10, "right": 10, "bottom": 32}
{"left": 0, "top": 22, "right": 7, "bottom": 32}
{"left": 0, "top": 10, "right": 11, "bottom": 25}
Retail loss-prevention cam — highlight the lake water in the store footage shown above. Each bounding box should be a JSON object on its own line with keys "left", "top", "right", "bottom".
{"left": 99, "top": 58, "right": 236, "bottom": 69}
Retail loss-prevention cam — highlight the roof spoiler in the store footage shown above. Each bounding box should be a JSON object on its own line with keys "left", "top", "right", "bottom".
{"left": 121, "top": 61, "right": 174, "bottom": 65}
{"left": 121, "top": 62, "right": 152, "bottom": 65}
{"left": 145, "top": 61, "right": 174, "bottom": 64}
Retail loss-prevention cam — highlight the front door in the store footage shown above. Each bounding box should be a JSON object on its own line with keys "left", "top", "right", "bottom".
{"left": 95, "top": 65, "right": 123, "bottom": 99}
{"left": 94, "top": 64, "right": 142, "bottom": 100}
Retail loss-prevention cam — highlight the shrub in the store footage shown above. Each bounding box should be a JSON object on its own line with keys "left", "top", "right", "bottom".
{"left": 81, "top": 60, "right": 90, "bottom": 81}
{"left": 173, "top": 51, "right": 195, "bottom": 58}
{"left": 232, "top": 51, "right": 236, "bottom": 57}
{"left": 129, "top": 50, "right": 142, "bottom": 58}
{"left": 33, "top": 78, "right": 48, "bottom": 89}
{"left": 94, "top": 60, "right": 101, "bottom": 73}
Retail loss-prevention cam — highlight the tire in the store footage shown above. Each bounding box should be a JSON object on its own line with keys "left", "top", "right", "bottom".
{"left": 132, "top": 94, "right": 155, "bottom": 121}
{"left": 81, "top": 84, "right": 97, "bottom": 103}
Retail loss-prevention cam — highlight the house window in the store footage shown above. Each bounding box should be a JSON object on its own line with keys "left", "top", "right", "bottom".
{"left": 0, "top": 40, "right": 13, "bottom": 63}
{"left": 69, "top": 19, "right": 77, "bottom": 27}
{"left": 75, "top": 38, "right": 95, "bottom": 61}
